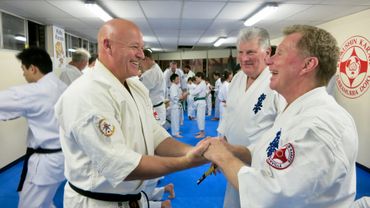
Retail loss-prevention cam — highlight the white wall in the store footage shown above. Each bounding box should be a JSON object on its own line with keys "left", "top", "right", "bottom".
{"left": 319, "top": 9, "right": 370, "bottom": 168}
{"left": 0, "top": 49, "right": 28, "bottom": 169}
{"left": 271, "top": 9, "right": 370, "bottom": 168}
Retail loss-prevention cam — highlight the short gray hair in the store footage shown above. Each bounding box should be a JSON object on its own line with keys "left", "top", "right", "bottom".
{"left": 72, "top": 48, "right": 90, "bottom": 62}
{"left": 236, "top": 27, "right": 271, "bottom": 50}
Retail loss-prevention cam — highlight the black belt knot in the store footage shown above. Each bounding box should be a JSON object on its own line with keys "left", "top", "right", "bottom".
{"left": 17, "top": 147, "right": 62, "bottom": 191}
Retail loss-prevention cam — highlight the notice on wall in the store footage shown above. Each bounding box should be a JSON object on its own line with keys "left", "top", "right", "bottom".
{"left": 52, "top": 26, "right": 66, "bottom": 71}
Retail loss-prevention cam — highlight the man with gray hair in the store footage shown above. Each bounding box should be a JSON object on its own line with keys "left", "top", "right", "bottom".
{"left": 59, "top": 48, "right": 90, "bottom": 85}
{"left": 216, "top": 27, "right": 286, "bottom": 208}
{"left": 204, "top": 25, "right": 358, "bottom": 208}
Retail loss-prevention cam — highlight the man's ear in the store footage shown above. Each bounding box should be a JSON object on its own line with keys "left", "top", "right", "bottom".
{"left": 300, "top": 57, "right": 319, "bottom": 75}
{"left": 103, "top": 39, "right": 112, "bottom": 55}
{"left": 29, "top": 64, "right": 39, "bottom": 74}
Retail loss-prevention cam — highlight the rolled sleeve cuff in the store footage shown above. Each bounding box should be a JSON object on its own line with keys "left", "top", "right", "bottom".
{"left": 101, "top": 151, "right": 142, "bottom": 188}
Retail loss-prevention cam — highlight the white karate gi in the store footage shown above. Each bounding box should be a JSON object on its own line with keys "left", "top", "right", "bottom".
{"left": 143, "top": 178, "right": 166, "bottom": 208}
{"left": 217, "top": 68, "right": 286, "bottom": 208}
{"left": 238, "top": 87, "right": 358, "bottom": 208}
{"left": 59, "top": 64, "right": 83, "bottom": 86}
{"left": 163, "top": 68, "right": 186, "bottom": 98}
{"left": 55, "top": 61, "right": 170, "bottom": 208}
{"left": 140, "top": 63, "right": 166, "bottom": 126}
{"left": 169, "top": 83, "right": 182, "bottom": 136}
{"left": 191, "top": 80, "right": 207, "bottom": 131}
{"left": 217, "top": 81, "right": 229, "bottom": 123}
{"left": 214, "top": 78, "right": 222, "bottom": 118}
{"left": 0, "top": 72, "right": 67, "bottom": 208}
{"left": 206, "top": 83, "right": 212, "bottom": 116}
{"left": 353, "top": 197, "right": 370, "bottom": 208}
{"left": 187, "top": 82, "right": 196, "bottom": 118}
{"left": 183, "top": 70, "right": 195, "bottom": 89}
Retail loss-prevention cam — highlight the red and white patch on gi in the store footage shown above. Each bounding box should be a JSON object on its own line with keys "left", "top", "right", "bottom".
{"left": 153, "top": 110, "right": 160, "bottom": 120}
{"left": 266, "top": 143, "right": 295, "bottom": 170}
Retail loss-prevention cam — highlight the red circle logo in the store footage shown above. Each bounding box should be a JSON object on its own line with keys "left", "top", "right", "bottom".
{"left": 336, "top": 35, "right": 370, "bottom": 99}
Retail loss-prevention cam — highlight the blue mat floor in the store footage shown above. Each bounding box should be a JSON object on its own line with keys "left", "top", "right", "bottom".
{"left": 0, "top": 110, "right": 369, "bottom": 207}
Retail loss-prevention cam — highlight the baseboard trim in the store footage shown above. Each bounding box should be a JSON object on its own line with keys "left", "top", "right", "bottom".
{"left": 0, "top": 156, "right": 25, "bottom": 174}
{"left": 356, "top": 162, "right": 370, "bottom": 173}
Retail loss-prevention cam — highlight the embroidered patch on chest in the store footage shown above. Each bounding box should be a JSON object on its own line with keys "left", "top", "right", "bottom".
{"left": 253, "top": 93, "right": 266, "bottom": 114}
{"left": 98, "top": 118, "right": 115, "bottom": 137}
{"left": 265, "top": 130, "right": 295, "bottom": 170}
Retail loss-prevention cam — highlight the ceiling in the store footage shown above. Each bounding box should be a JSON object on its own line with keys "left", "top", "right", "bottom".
{"left": 1, "top": 0, "right": 370, "bottom": 52}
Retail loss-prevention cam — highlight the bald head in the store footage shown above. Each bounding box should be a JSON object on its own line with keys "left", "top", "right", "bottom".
{"left": 98, "top": 19, "right": 141, "bottom": 53}
{"left": 97, "top": 18, "right": 144, "bottom": 82}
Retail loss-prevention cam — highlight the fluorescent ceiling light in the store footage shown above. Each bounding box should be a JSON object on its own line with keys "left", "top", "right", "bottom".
{"left": 85, "top": 1, "right": 112, "bottom": 22}
{"left": 214, "top": 37, "right": 227, "bottom": 47}
{"left": 68, "top": 48, "right": 76, "bottom": 53}
{"left": 14, "top": 34, "right": 26, "bottom": 42}
{"left": 244, "top": 3, "right": 278, "bottom": 26}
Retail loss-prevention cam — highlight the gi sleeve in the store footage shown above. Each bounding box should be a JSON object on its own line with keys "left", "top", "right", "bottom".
{"left": 70, "top": 112, "right": 142, "bottom": 188}
{"left": 0, "top": 87, "right": 27, "bottom": 120}
{"left": 141, "top": 71, "right": 156, "bottom": 90}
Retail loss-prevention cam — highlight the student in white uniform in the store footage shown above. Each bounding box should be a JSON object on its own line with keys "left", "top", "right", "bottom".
{"left": 143, "top": 179, "right": 175, "bottom": 208}
{"left": 140, "top": 49, "right": 166, "bottom": 126}
{"left": 163, "top": 61, "right": 186, "bottom": 98}
{"left": 191, "top": 72, "right": 207, "bottom": 139}
{"left": 59, "top": 48, "right": 90, "bottom": 85}
{"left": 203, "top": 25, "right": 358, "bottom": 208}
{"left": 212, "top": 72, "right": 221, "bottom": 120}
{"left": 187, "top": 77, "right": 196, "bottom": 120}
{"left": 0, "top": 47, "right": 67, "bottom": 208}
{"left": 205, "top": 78, "right": 213, "bottom": 116}
{"left": 217, "top": 70, "right": 233, "bottom": 132}
{"left": 215, "top": 27, "right": 286, "bottom": 208}
{"left": 169, "top": 73, "right": 186, "bottom": 138}
{"left": 55, "top": 19, "right": 209, "bottom": 208}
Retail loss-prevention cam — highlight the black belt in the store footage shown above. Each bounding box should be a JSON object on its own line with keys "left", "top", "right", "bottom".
{"left": 17, "top": 147, "right": 62, "bottom": 191}
{"left": 68, "top": 182, "right": 142, "bottom": 203}
{"left": 153, "top": 101, "right": 164, "bottom": 108}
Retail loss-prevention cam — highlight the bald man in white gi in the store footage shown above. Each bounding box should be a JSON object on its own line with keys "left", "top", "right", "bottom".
{"left": 55, "top": 18, "right": 208, "bottom": 208}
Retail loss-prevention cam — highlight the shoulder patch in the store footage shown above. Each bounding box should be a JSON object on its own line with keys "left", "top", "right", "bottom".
{"left": 266, "top": 143, "right": 295, "bottom": 170}
{"left": 98, "top": 118, "right": 115, "bottom": 137}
